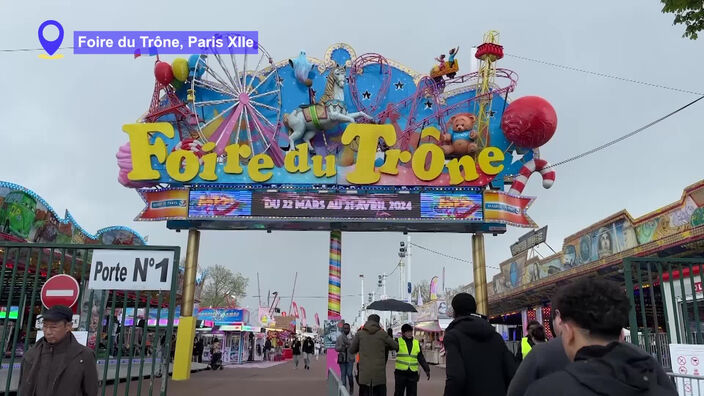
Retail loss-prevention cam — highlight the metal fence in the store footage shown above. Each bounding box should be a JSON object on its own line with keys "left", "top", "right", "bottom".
{"left": 0, "top": 242, "right": 180, "bottom": 396}
{"left": 327, "top": 368, "right": 352, "bottom": 396}
{"left": 669, "top": 373, "right": 704, "bottom": 395}
{"left": 624, "top": 332, "right": 671, "bottom": 370}
{"left": 623, "top": 257, "right": 704, "bottom": 364}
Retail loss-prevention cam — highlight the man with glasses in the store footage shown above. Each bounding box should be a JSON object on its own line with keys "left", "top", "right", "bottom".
{"left": 20, "top": 305, "right": 98, "bottom": 396}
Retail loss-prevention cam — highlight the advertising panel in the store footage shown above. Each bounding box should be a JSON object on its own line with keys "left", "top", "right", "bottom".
{"left": 252, "top": 191, "right": 420, "bottom": 219}
{"left": 189, "top": 190, "right": 252, "bottom": 217}
{"left": 420, "top": 192, "right": 483, "bottom": 220}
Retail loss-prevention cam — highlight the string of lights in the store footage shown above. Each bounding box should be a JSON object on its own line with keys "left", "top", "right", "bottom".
{"left": 410, "top": 242, "right": 503, "bottom": 271}
{"left": 253, "top": 294, "right": 362, "bottom": 299}
{"left": 505, "top": 53, "right": 704, "bottom": 96}
{"left": 2, "top": 46, "right": 700, "bottom": 97}
{"left": 547, "top": 95, "right": 704, "bottom": 169}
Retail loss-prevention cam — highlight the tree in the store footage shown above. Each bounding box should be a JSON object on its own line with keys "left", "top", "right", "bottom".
{"left": 661, "top": 0, "right": 704, "bottom": 39}
{"left": 412, "top": 279, "right": 431, "bottom": 304}
{"left": 199, "top": 264, "right": 249, "bottom": 308}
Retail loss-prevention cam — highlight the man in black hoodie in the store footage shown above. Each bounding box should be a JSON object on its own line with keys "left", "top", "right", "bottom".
{"left": 525, "top": 278, "right": 677, "bottom": 396}
{"left": 443, "top": 293, "right": 517, "bottom": 396}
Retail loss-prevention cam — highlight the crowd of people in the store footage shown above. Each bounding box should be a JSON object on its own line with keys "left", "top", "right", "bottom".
{"left": 17, "top": 278, "right": 679, "bottom": 396}
{"left": 334, "top": 278, "right": 678, "bottom": 396}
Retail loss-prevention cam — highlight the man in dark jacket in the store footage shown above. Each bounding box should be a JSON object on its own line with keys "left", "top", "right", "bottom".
{"left": 20, "top": 305, "right": 98, "bottom": 396}
{"left": 349, "top": 314, "right": 399, "bottom": 396}
{"left": 302, "top": 336, "right": 315, "bottom": 370}
{"left": 264, "top": 338, "right": 272, "bottom": 361}
{"left": 443, "top": 293, "right": 517, "bottom": 396}
{"left": 291, "top": 337, "right": 303, "bottom": 369}
{"left": 507, "top": 308, "right": 570, "bottom": 396}
{"left": 525, "top": 278, "right": 677, "bottom": 396}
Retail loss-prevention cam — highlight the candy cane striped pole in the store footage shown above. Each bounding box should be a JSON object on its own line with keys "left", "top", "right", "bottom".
{"left": 508, "top": 151, "right": 556, "bottom": 195}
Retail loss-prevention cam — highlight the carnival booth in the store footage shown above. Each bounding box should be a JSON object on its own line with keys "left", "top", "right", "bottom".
{"left": 265, "top": 315, "right": 297, "bottom": 360}
{"left": 217, "top": 323, "right": 261, "bottom": 364}
{"left": 413, "top": 301, "right": 451, "bottom": 365}
{"left": 197, "top": 308, "right": 251, "bottom": 364}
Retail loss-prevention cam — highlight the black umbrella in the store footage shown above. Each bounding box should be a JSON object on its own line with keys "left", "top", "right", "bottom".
{"left": 366, "top": 299, "right": 417, "bottom": 313}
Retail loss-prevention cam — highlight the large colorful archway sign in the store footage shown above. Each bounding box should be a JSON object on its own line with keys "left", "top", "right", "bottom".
{"left": 117, "top": 31, "right": 558, "bottom": 378}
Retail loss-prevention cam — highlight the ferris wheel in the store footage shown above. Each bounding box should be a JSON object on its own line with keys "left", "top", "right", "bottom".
{"left": 189, "top": 42, "right": 284, "bottom": 165}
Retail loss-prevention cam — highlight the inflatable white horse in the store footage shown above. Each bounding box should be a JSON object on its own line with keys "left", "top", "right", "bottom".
{"left": 283, "top": 64, "right": 372, "bottom": 152}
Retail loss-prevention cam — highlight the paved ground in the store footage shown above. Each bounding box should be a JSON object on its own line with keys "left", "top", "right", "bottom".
{"left": 106, "top": 357, "right": 446, "bottom": 395}
{"left": 1, "top": 358, "right": 208, "bottom": 393}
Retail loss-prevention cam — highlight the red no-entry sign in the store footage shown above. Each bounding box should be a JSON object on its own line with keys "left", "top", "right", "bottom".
{"left": 41, "top": 274, "right": 80, "bottom": 309}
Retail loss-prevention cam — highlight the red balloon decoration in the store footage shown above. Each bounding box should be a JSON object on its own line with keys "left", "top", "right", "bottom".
{"left": 154, "top": 61, "right": 174, "bottom": 85}
{"left": 501, "top": 96, "right": 557, "bottom": 149}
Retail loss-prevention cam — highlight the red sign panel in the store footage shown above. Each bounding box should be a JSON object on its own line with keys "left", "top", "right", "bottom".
{"left": 41, "top": 274, "right": 80, "bottom": 309}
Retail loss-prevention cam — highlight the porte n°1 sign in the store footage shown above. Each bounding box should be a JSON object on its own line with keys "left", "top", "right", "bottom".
{"left": 88, "top": 250, "right": 175, "bottom": 291}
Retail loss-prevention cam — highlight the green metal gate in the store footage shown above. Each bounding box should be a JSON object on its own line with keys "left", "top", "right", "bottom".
{"left": 623, "top": 256, "right": 704, "bottom": 370}
{"left": 0, "top": 242, "right": 180, "bottom": 396}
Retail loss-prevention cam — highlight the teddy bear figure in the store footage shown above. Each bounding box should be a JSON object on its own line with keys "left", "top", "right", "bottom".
{"left": 441, "top": 113, "right": 479, "bottom": 156}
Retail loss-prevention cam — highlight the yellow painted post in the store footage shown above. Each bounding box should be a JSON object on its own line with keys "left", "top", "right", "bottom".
{"left": 173, "top": 229, "right": 200, "bottom": 381}
{"left": 472, "top": 233, "right": 488, "bottom": 316}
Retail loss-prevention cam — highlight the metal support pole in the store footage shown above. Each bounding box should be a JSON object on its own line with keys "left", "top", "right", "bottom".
{"left": 472, "top": 233, "right": 488, "bottom": 316}
{"left": 623, "top": 258, "right": 639, "bottom": 346}
{"left": 407, "top": 234, "right": 412, "bottom": 303}
{"left": 289, "top": 271, "right": 298, "bottom": 314}
{"left": 173, "top": 229, "right": 200, "bottom": 380}
{"left": 360, "top": 275, "right": 365, "bottom": 309}
{"left": 383, "top": 272, "right": 387, "bottom": 298}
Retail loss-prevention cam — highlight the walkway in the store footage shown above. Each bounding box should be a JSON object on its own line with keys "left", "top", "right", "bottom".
{"left": 107, "top": 356, "right": 447, "bottom": 395}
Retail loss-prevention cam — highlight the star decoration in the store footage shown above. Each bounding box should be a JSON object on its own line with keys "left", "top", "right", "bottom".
{"left": 362, "top": 90, "right": 371, "bottom": 100}
{"left": 424, "top": 100, "right": 433, "bottom": 109}
{"left": 488, "top": 110, "right": 496, "bottom": 117}
{"left": 394, "top": 81, "right": 404, "bottom": 90}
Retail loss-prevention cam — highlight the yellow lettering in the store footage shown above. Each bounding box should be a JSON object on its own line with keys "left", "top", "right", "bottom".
{"left": 223, "top": 144, "right": 252, "bottom": 174}
{"left": 446, "top": 156, "right": 479, "bottom": 185}
{"left": 378, "top": 149, "right": 412, "bottom": 175}
{"left": 477, "top": 147, "right": 505, "bottom": 175}
{"left": 312, "top": 155, "right": 337, "bottom": 177}
{"left": 420, "top": 126, "right": 442, "bottom": 143}
{"left": 123, "top": 122, "right": 173, "bottom": 180}
{"left": 411, "top": 144, "right": 445, "bottom": 181}
{"left": 248, "top": 153, "right": 274, "bottom": 182}
{"left": 198, "top": 142, "right": 217, "bottom": 181}
{"left": 341, "top": 124, "right": 396, "bottom": 184}
{"left": 165, "top": 150, "right": 200, "bottom": 182}
{"left": 284, "top": 143, "right": 311, "bottom": 173}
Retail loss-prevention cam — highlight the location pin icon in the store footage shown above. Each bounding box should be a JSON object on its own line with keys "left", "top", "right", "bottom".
{"left": 38, "top": 20, "right": 64, "bottom": 56}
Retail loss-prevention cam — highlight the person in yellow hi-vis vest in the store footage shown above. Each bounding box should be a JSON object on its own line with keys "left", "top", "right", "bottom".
{"left": 520, "top": 321, "right": 544, "bottom": 360}
{"left": 394, "top": 324, "right": 430, "bottom": 396}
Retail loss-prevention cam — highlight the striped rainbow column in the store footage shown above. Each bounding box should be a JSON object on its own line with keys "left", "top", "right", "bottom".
{"left": 328, "top": 230, "right": 342, "bottom": 320}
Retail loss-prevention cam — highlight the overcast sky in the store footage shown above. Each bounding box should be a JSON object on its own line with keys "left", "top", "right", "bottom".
{"left": 2, "top": 0, "right": 703, "bottom": 324}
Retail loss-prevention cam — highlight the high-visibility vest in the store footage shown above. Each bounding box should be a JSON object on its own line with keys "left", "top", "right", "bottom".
{"left": 395, "top": 338, "right": 420, "bottom": 372}
{"left": 521, "top": 337, "right": 532, "bottom": 359}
